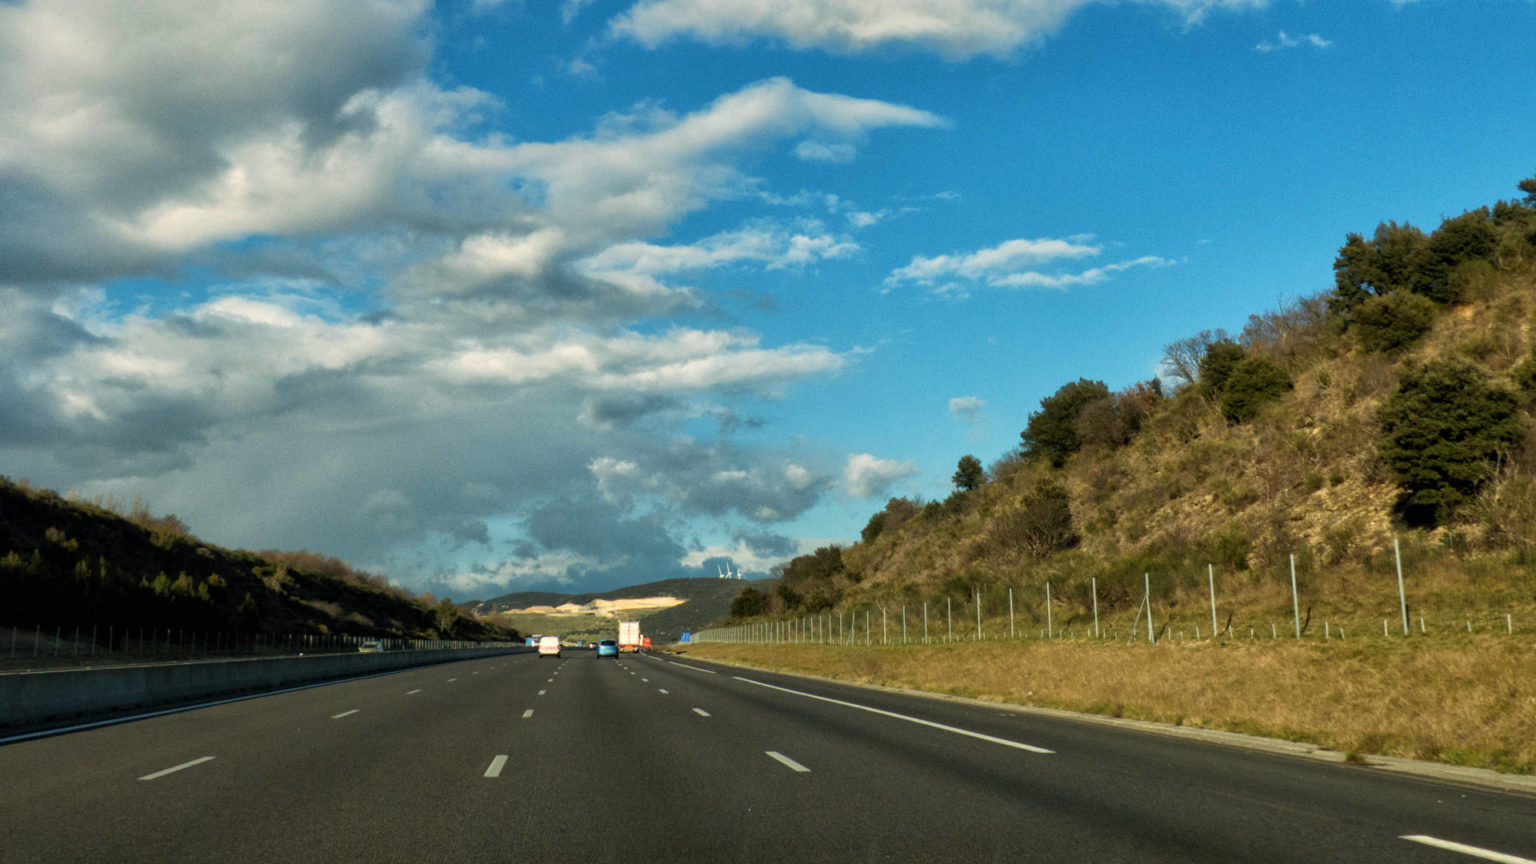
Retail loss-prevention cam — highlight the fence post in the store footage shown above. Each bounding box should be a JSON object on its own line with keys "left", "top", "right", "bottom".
{"left": 1008, "top": 588, "right": 1015, "bottom": 638}
{"left": 923, "top": 601, "right": 928, "bottom": 643}
{"left": 882, "top": 607, "right": 887, "bottom": 645}
{"left": 866, "top": 609, "right": 871, "bottom": 646}
{"left": 902, "top": 604, "right": 907, "bottom": 644}
{"left": 1045, "top": 582, "right": 1053, "bottom": 639}
{"left": 1092, "top": 577, "right": 1099, "bottom": 638}
{"left": 1395, "top": 536, "right": 1408, "bottom": 635}
{"left": 1208, "top": 564, "right": 1218, "bottom": 639}
{"left": 975, "top": 590, "right": 981, "bottom": 640}
{"left": 1144, "top": 573, "right": 1155, "bottom": 644}
{"left": 947, "top": 597, "right": 953, "bottom": 642}
{"left": 1290, "top": 553, "right": 1301, "bottom": 639}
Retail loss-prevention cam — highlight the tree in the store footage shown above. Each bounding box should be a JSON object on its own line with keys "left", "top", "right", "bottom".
{"left": 1378, "top": 360, "right": 1523, "bottom": 526}
{"left": 860, "top": 510, "right": 886, "bottom": 543}
{"left": 989, "top": 480, "right": 1078, "bottom": 559}
{"left": 435, "top": 597, "right": 459, "bottom": 634}
{"left": 1416, "top": 208, "right": 1496, "bottom": 303}
{"left": 1198, "top": 340, "right": 1246, "bottom": 398}
{"left": 1021, "top": 379, "right": 1110, "bottom": 467}
{"left": 1350, "top": 292, "right": 1438, "bottom": 354}
{"left": 1519, "top": 171, "right": 1536, "bottom": 205}
{"left": 1160, "top": 329, "right": 1229, "bottom": 388}
{"left": 1329, "top": 222, "right": 1428, "bottom": 313}
{"left": 729, "top": 586, "right": 769, "bottom": 618}
{"left": 1219, "top": 357, "right": 1292, "bottom": 423}
{"left": 952, "top": 455, "right": 985, "bottom": 491}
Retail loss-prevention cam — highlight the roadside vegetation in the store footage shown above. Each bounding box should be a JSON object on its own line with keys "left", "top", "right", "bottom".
{"left": 0, "top": 477, "right": 514, "bottom": 643}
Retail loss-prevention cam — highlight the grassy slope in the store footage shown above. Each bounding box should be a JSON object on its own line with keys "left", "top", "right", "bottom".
{"left": 0, "top": 478, "right": 511, "bottom": 641}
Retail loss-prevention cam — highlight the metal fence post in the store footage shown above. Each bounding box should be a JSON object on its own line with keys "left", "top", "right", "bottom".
{"left": 1092, "top": 577, "right": 1099, "bottom": 638}
{"left": 1046, "top": 582, "right": 1053, "bottom": 639}
{"left": 1395, "top": 537, "right": 1408, "bottom": 635}
{"left": 1208, "top": 564, "right": 1218, "bottom": 639}
{"left": 946, "top": 597, "right": 952, "bottom": 642}
{"left": 1291, "top": 553, "right": 1301, "bottom": 639}
{"left": 1008, "top": 588, "right": 1015, "bottom": 638}
{"left": 1144, "top": 573, "right": 1155, "bottom": 644}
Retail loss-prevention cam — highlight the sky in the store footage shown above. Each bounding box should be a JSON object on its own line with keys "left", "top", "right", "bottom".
{"left": 2, "top": 0, "right": 1534, "bottom": 600}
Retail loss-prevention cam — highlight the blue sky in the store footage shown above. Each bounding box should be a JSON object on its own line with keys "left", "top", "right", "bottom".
{"left": 2, "top": 0, "right": 1533, "bottom": 599}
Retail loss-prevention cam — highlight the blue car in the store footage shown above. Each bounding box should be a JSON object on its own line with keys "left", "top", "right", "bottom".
{"left": 597, "top": 638, "right": 618, "bottom": 658}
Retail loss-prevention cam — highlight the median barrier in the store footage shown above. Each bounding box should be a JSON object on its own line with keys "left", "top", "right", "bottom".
{"left": 0, "top": 647, "right": 523, "bottom": 737}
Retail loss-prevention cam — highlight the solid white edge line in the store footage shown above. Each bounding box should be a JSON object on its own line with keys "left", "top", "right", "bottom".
{"left": 484, "top": 755, "right": 508, "bottom": 778}
{"left": 692, "top": 708, "right": 711, "bottom": 717}
{"left": 669, "top": 661, "right": 717, "bottom": 674}
{"left": 734, "top": 676, "right": 1054, "bottom": 755}
{"left": 138, "top": 756, "right": 215, "bottom": 781}
{"left": 766, "top": 750, "right": 811, "bottom": 773}
{"left": 331, "top": 709, "right": 359, "bottom": 719}
{"left": 1400, "top": 835, "right": 1536, "bottom": 864}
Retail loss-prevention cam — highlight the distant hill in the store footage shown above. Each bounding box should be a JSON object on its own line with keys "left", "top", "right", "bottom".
{"left": 469, "top": 576, "right": 769, "bottom": 642}
{"left": 0, "top": 477, "right": 513, "bottom": 641}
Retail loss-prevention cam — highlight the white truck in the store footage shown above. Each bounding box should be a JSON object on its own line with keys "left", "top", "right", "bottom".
{"left": 618, "top": 620, "right": 642, "bottom": 653}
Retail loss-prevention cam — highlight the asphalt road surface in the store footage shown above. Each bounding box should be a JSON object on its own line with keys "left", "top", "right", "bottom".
{"left": 3, "top": 649, "right": 1533, "bottom": 863}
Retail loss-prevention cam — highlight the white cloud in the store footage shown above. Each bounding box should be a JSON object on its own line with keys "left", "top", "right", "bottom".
{"left": 843, "top": 452, "right": 916, "bottom": 498}
{"left": 886, "top": 237, "right": 1173, "bottom": 295}
{"left": 611, "top": 0, "right": 1270, "bottom": 60}
{"left": 1255, "top": 31, "right": 1333, "bottom": 52}
{"left": 949, "top": 396, "right": 985, "bottom": 423}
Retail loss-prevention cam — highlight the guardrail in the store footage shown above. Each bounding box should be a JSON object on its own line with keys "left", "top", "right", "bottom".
{"left": 0, "top": 643, "right": 525, "bottom": 738}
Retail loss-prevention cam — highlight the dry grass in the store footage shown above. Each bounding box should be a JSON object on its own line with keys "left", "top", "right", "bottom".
{"left": 682, "top": 637, "right": 1536, "bottom": 775}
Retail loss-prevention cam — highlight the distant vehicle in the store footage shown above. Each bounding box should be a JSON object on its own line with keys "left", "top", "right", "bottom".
{"left": 641, "top": 636, "right": 652, "bottom": 651}
{"left": 538, "top": 635, "right": 561, "bottom": 658}
{"left": 358, "top": 641, "right": 383, "bottom": 653}
{"left": 597, "top": 639, "right": 618, "bottom": 658}
{"left": 618, "top": 620, "right": 642, "bottom": 653}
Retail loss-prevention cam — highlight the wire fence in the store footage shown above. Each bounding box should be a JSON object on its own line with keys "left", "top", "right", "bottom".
{"left": 694, "top": 544, "right": 1535, "bottom": 647}
{"left": 1, "top": 625, "right": 516, "bottom": 672}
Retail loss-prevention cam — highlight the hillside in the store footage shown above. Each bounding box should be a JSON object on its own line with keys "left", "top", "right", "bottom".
{"left": 736, "top": 173, "right": 1536, "bottom": 636}
{"left": 0, "top": 477, "right": 514, "bottom": 642}
{"left": 470, "top": 577, "right": 771, "bottom": 643}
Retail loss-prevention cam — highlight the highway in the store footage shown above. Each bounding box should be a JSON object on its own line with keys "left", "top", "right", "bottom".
{"left": 3, "top": 649, "right": 1533, "bottom": 863}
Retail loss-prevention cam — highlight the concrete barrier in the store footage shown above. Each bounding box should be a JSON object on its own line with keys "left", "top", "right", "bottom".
{"left": 0, "top": 648, "right": 525, "bottom": 736}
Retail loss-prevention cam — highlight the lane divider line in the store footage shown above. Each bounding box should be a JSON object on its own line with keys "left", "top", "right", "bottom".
{"left": 693, "top": 708, "right": 711, "bottom": 717}
{"left": 733, "top": 677, "right": 1054, "bottom": 755}
{"left": 766, "top": 751, "right": 810, "bottom": 773}
{"left": 522, "top": 709, "right": 534, "bottom": 719}
{"left": 658, "top": 689, "right": 669, "bottom": 694}
{"left": 484, "top": 755, "right": 508, "bottom": 778}
{"left": 331, "top": 709, "right": 359, "bottom": 719}
{"left": 1400, "top": 835, "right": 1536, "bottom": 864}
{"left": 406, "top": 689, "right": 422, "bottom": 695}
{"left": 139, "top": 756, "right": 215, "bottom": 781}
{"left": 538, "top": 690, "right": 546, "bottom": 696}
{"left": 669, "top": 661, "right": 717, "bottom": 674}
{"left": 447, "top": 678, "right": 458, "bottom": 682}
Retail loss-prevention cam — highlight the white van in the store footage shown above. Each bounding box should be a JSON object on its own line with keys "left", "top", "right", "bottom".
{"left": 537, "top": 635, "right": 561, "bottom": 658}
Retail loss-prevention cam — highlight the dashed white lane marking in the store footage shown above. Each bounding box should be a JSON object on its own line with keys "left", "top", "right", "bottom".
{"left": 733, "top": 677, "right": 1054, "bottom": 755}
{"left": 692, "top": 708, "right": 711, "bottom": 717}
{"left": 484, "top": 755, "right": 508, "bottom": 778}
{"left": 139, "top": 756, "right": 215, "bottom": 781}
{"left": 331, "top": 709, "right": 359, "bottom": 719}
{"left": 471, "top": 671, "right": 479, "bottom": 675}
{"left": 447, "top": 678, "right": 458, "bottom": 682}
{"left": 641, "top": 678, "right": 649, "bottom": 683}
{"left": 522, "top": 709, "right": 534, "bottom": 719}
{"left": 658, "top": 689, "right": 669, "bottom": 694}
{"left": 406, "top": 689, "right": 422, "bottom": 695}
{"left": 669, "top": 661, "right": 716, "bottom": 674}
{"left": 765, "top": 751, "right": 810, "bottom": 773}
{"left": 547, "top": 679, "right": 554, "bottom": 683}
{"left": 1400, "top": 836, "right": 1536, "bottom": 864}
{"left": 538, "top": 690, "right": 546, "bottom": 696}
